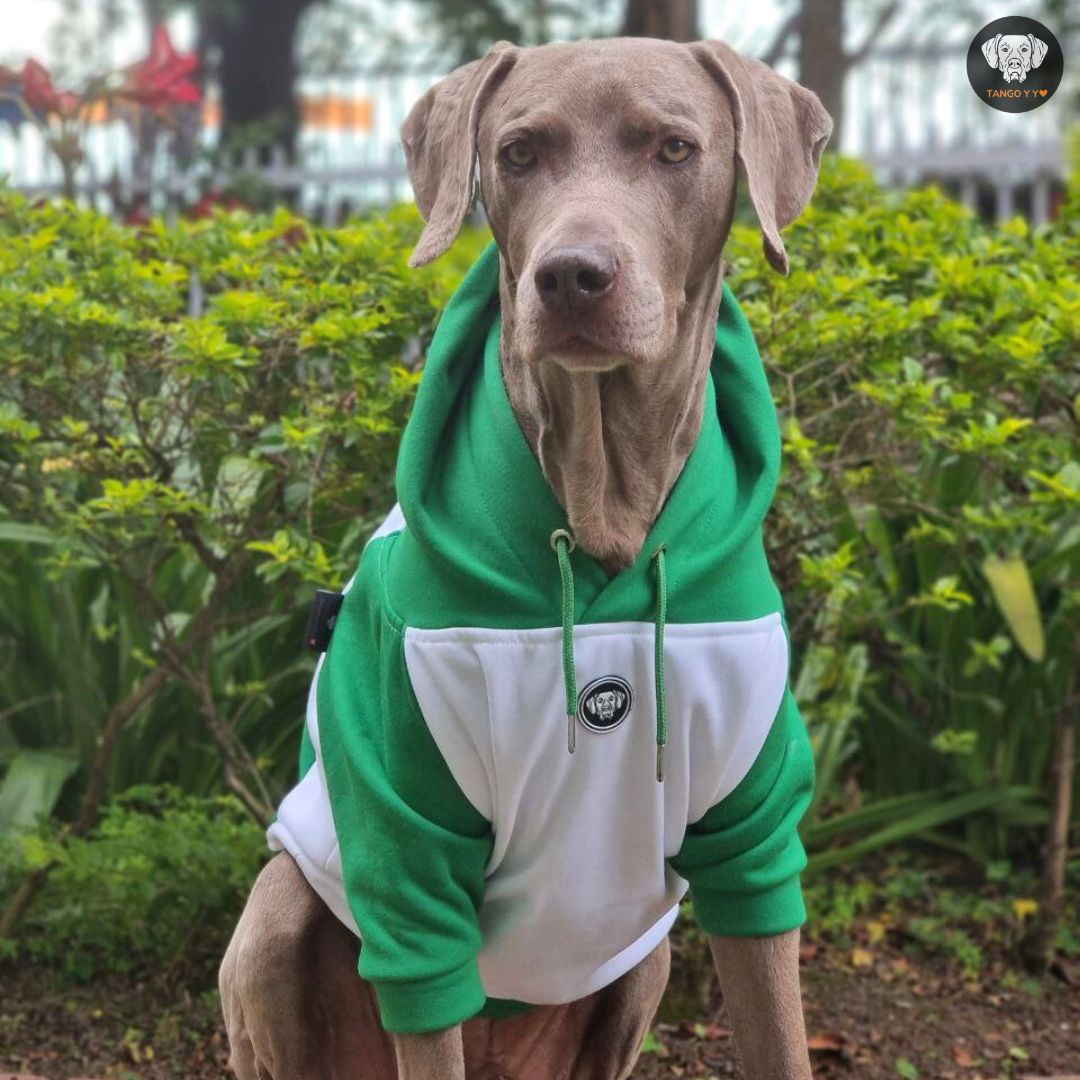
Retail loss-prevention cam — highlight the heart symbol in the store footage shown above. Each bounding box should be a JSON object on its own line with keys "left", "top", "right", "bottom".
{"left": 1039, "top": 89, "right": 1048, "bottom": 96}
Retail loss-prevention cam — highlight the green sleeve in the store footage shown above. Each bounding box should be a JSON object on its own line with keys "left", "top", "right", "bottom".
{"left": 316, "top": 536, "right": 494, "bottom": 1033}
{"left": 669, "top": 687, "right": 814, "bottom": 937}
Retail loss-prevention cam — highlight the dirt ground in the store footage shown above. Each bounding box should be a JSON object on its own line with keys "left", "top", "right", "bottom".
{"left": 2, "top": 939, "right": 1077, "bottom": 1080}
{"left": 636, "top": 950, "right": 1080, "bottom": 1079}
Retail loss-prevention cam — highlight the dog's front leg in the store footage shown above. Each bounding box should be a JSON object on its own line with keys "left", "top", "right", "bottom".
{"left": 393, "top": 1025, "right": 466, "bottom": 1080}
{"left": 709, "top": 929, "right": 811, "bottom": 1080}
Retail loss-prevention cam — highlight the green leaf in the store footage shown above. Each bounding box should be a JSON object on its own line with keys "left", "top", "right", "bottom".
{"left": 805, "top": 792, "right": 948, "bottom": 847}
{"left": 212, "top": 455, "right": 266, "bottom": 516}
{"left": 0, "top": 521, "right": 55, "bottom": 545}
{"left": 910, "top": 575, "right": 973, "bottom": 611}
{"left": 864, "top": 508, "right": 899, "bottom": 595}
{"left": 930, "top": 729, "right": 978, "bottom": 756}
{"left": 981, "top": 554, "right": 1045, "bottom": 662}
{"left": 806, "top": 788, "right": 1041, "bottom": 871}
{"left": 639, "top": 1030, "right": 667, "bottom": 1056}
{"left": 0, "top": 749, "right": 79, "bottom": 835}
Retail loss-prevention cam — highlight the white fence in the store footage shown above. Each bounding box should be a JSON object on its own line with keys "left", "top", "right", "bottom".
{"left": 0, "top": 46, "right": 1069, "bottom": 225}
{"left": 843, "top": 44, "right": 1067, "bottom": 224}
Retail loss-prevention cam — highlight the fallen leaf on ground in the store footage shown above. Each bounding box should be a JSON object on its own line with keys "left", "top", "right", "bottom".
{"left": 851, "top": 946, "right": 875, "bottom": 968}
{"left": 952, "top": 1043, "right": 979, "bottom": 1067}
{"left": 808, "top": 1031, "right": 848, "bottom": 1053}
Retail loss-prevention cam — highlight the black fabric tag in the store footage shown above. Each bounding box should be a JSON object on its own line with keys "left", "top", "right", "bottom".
{"left": 306, "top": 589, "right": 344, "bottom": 653}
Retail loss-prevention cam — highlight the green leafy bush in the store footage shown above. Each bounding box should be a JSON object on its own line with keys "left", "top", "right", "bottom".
{"left": 0, "top": 158, "right": 1076, "bottom": 877}
{"left": 0, "top": 784, "right": 265, "bottom": 981}
{"left": 0, "top": 196, "right": 487, "bottom": 821}
{"left": 723, "top": 157, "right": 1079, "bottom": 865}
{"left": 802, "top": 855, "right": 1080, "bottom": 978}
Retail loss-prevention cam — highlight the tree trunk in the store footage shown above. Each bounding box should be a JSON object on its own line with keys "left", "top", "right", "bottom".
{"left": 1026, "top": 643, "right": 1078, "bottom": 973}
{"left": 623, "top": 0, "right": 699, "bottom": 42}
{"left": 207, "top": 0, "right": 319, "bottom": 161}
{"left": 797, "top": 0, "right": 846, "bottom": 148}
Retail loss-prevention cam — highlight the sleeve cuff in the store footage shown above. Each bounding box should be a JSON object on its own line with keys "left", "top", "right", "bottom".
{"left": 691, "top": 873, "right": 807, "bottom": 937}
{"left": 371, "top": 957, "right": 487, "bottom": 1033}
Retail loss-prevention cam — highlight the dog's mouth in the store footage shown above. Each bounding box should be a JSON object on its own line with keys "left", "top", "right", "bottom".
{"left": 559, "top": 334, "right": 614, "bottom": 358}
{"left": 538, "top": 332, "right": 635, "bottom": 372}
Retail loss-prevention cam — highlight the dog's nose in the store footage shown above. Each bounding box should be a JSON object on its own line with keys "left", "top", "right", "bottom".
{"left": 533, "top": 245, "right": 617, "bottom": 317}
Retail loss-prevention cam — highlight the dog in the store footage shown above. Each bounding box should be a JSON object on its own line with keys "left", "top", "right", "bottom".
{"left": 981, "top": 33, "right": 1049, "bottom": 83}
{"left": 220, "top": 36, "right": 831, "bottom": 1080}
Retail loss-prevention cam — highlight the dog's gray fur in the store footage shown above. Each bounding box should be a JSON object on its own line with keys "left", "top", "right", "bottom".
{"left": 221, "top": 35, "right": 830, "bottom": 1079}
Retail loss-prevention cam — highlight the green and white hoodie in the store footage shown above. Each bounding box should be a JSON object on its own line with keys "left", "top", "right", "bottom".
{"left": 266, "top": 240, "right": 814, "bottom": 1035}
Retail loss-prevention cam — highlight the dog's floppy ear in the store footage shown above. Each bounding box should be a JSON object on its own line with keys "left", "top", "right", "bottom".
{"left": 401, "top": 41, "right": 518, "bottom": 268}
{"left": 982, "top": 34, "right": 1002, "bottom": 68}
{"left": 1028, "top": 34, "right": 1049, "bottom": 68}
{"left": 689, "top": 40, "right": 832, "bottom": 275}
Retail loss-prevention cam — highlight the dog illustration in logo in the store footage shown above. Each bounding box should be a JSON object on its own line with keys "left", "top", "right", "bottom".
{"left": 587, "top": 689, "right": 626, "bottom": 726}
{"left": 577, "top": 675, "right": 633, "bottom": 733}
{"left": 981, "top": 33, "right": 1048, "bottom": 83}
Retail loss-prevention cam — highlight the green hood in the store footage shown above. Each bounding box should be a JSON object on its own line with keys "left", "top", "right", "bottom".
{"left": 388, "top": 239, "right": 785, "bottom": 632}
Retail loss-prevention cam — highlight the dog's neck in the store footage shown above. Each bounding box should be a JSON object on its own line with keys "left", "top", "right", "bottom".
{"left": 498, "top": 260, "right": 725, "bottom": 576}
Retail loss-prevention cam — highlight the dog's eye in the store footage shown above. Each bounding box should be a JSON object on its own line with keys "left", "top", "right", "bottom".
{"left": 502, "top": 141, "right": 536, "bottom": 169}
{"left": 658, "top": 138, "right": 694, "bottom": 164}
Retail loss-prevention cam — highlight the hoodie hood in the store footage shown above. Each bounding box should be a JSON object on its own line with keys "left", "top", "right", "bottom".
{"left": 388, "top": 239, "right": 784, "bottom": 634}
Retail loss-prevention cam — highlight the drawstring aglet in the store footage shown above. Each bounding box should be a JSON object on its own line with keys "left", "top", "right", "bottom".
{"left": 656, "top": 743, "right": 665, "bottom": 783}
{"left": 567, "top": 712, "right": 577, "bottom": 754}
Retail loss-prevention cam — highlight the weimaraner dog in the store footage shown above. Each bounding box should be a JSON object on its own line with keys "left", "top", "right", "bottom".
{"left": 220, "top": 35, "right": 830, "bottom": 1080}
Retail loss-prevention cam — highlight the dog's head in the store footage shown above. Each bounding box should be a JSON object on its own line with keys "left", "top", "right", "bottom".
{"left": 981, "top": 33, "right": 1048, "bottom": 83}
{"left": 401, "top": 38, "right": 830, "bottom": 372}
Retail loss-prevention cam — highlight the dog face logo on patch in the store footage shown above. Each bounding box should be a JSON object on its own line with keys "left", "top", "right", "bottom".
{"left": 577, "top": 676, "right": 633, "bottom": 733}
{"left": 967, "top": 17, "right": 1063, "bottom": 112}
{"left": 983, "top": 33, "right": 1047, "bottom": 83}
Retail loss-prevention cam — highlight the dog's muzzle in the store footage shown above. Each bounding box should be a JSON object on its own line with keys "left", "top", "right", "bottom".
{"left": 1003, "top": 59, "right": 1028, "bottom": 82}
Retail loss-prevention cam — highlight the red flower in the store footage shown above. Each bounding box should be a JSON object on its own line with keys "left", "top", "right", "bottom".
{"left": 17, "top": 59, "right": 81, "bottom": 118}
{"left": 123, "top": 25, "right": 201, "bottom": 112}
{"left": 21, "top": 60, "right": 56, "bottom": 112}
{"left": 278, "top": 223, "right": 310, "bottom": 249}
{"left": 190, "top": 192, "right": 217, "bottom": 219}
{"left": 189, "top": 189, "right": 247, "bottom": 219}
{"left": 122, "top": 203, "right": 152, "bottom": 228}
{"left": 123, "top": 204, "right": 151, "bottom": 227}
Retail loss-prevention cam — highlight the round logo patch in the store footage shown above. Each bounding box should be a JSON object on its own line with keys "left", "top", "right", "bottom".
{"left": 967, "top": 16, "right": 1063, "bottom": 112}
{"left": 577, "top": 675, "right": 633, "bottom": 733}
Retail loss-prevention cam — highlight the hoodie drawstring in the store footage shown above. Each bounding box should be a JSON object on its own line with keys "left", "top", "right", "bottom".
{"left": 549, "top": 529, "right": 670, "bottom": 781}
{"left": 651, "top": 544, "right": 668, "bottom": 782}
{"left": 550, "top": 529, "right": 577, "bottom": 754}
